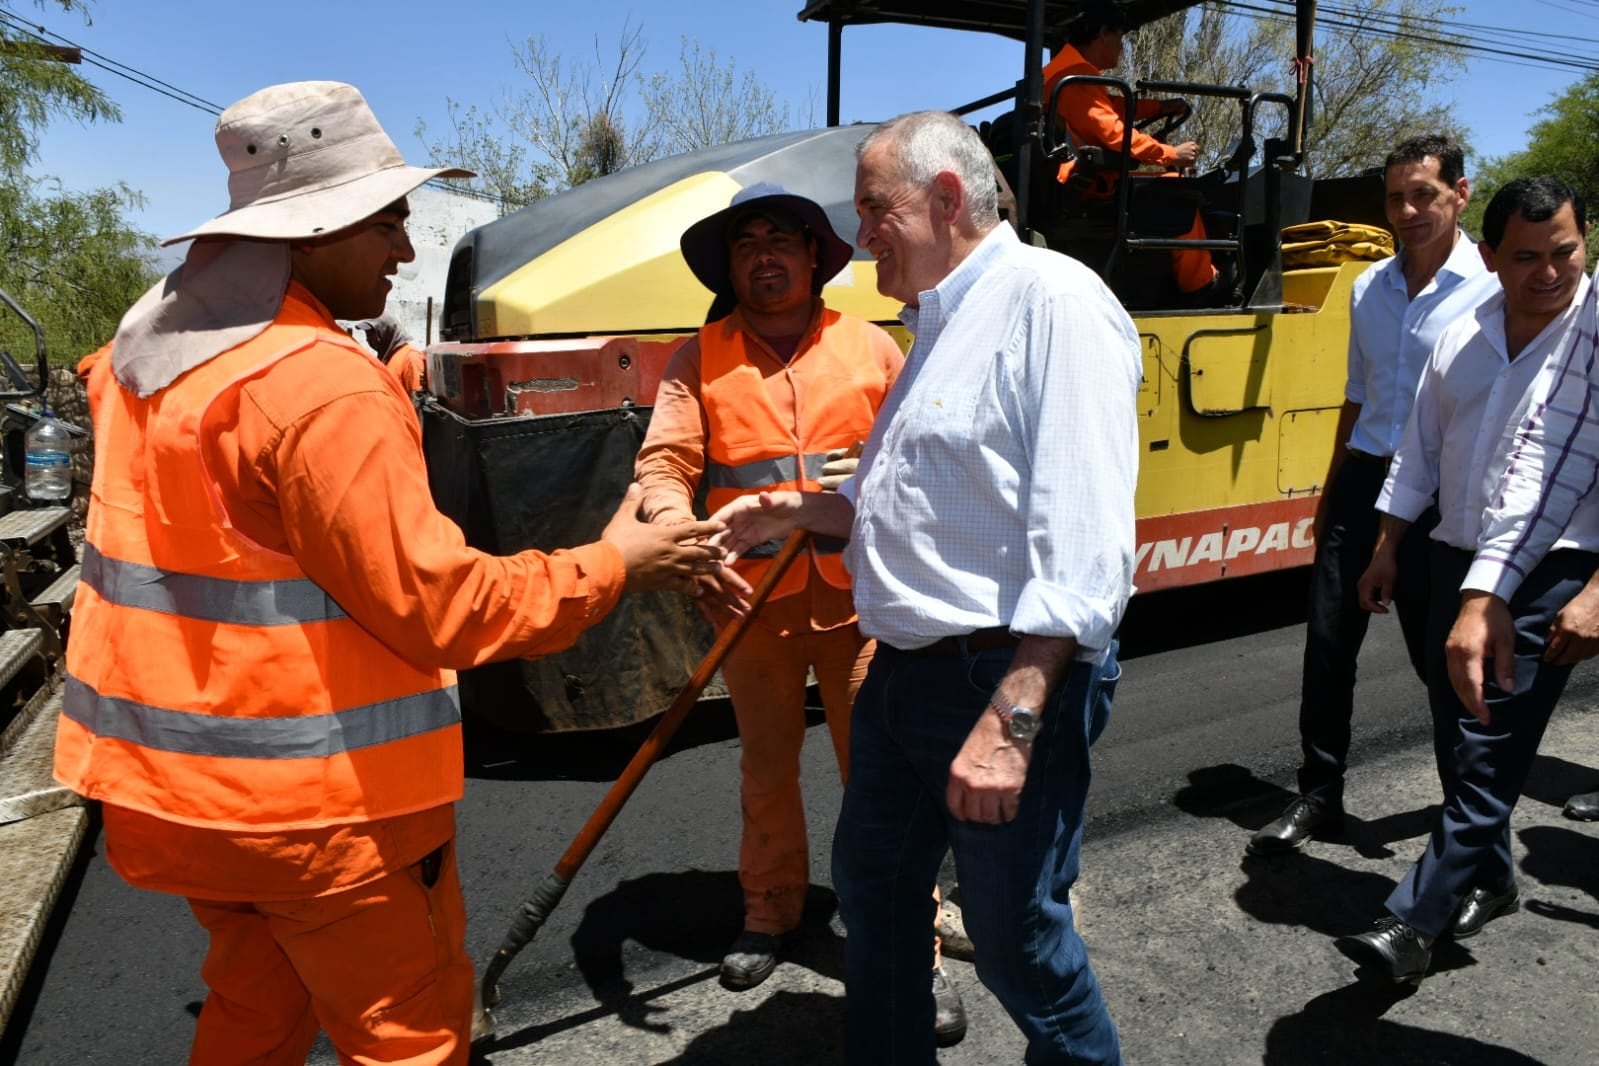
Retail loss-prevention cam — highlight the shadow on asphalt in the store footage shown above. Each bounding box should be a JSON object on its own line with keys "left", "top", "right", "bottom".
{"left": 1172, "top": 763, "right": 1439, "bottom": 860}
{"left": 483, "top": 872, "right": 845, "bottom": 1056}
{"left": 1520, "top": 753, "right": 1599, "bottom": 810}
{"left": 1169, "top": 763, "right": 1463, "bottom": 937}
{"left": 1518, "top": 824, "right": 1599, "bottom": 917}
{"left": 1263, "top": 981, "right": 1548, "bottom": 1065}
{"left": 652, "top": 990, "right": 846, "bottom": 1065}
{"left": 568, "top": 871, "right": 844, "bottom": 1013}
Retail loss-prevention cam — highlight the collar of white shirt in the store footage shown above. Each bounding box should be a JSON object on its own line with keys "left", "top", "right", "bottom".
{"left": 898, "top": 223, "right": 1019, "bottom": 338}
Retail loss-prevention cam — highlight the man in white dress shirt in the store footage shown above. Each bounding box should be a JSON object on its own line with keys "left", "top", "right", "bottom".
{"left": 1249, "top": 136, "right": 1501, "bottom": 856}
{"left": 713, "top": 110, "right": 1140, "bottom": 1064}
{"left": 1341, "top": 176, "right": 1592, "bottom": 984}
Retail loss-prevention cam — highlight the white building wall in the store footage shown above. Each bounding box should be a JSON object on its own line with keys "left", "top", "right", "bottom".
{"left": 387, "top": 184, "right": 499, "bottom": 346}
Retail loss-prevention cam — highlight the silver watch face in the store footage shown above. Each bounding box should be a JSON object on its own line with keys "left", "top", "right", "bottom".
{"left": 1004, "top": 707, "right": 1040, "bottom": 741}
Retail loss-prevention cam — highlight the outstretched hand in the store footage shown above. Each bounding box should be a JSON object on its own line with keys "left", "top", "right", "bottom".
{"left": 603, "top": 484, "right": 725, "bottom": 594}
{"left": 710, "top": 490, "right": 805, "bottom": 563}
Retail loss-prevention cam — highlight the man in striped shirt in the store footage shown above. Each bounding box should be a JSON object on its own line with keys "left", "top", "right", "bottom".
{"left": 1449, "top": 240, "right": 1599, "bottom": 822}
{"left": 1341, "top": 177, "right": 1593, "bottom": 984}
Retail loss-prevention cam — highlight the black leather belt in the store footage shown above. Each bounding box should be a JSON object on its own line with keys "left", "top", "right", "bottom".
{"left": 893, "top": 626, "right": 1022, "bottom": 658}
{"left": 1345, "top": 449, "right": 1392, "bottom": 469}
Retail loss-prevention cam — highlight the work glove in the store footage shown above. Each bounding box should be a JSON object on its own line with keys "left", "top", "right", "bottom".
{"left": 818, "top": 448, "right": 858, "bottom": 492}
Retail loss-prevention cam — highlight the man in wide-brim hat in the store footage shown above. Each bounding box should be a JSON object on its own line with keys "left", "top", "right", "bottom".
{"left": 54, "top": 80, "right": 724, "bottom": 1065}
{"left": 635, "top": 182, "right": 968, "bottom": 1045}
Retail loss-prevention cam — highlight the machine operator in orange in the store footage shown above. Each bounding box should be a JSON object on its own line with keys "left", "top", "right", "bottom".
{"left": 53, "top": 81, "right": 723, "bottom": 1066}
{"left": 1045, "top": 0, "right": 1219, "bottom": 298}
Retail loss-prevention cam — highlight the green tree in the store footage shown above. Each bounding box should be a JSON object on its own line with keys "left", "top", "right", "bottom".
{"left": 1116, "top": 0, "right": 1470, "bottom": 177}
{"left": 0, "top": 0, "right": 119, "bottom": 183}
{"left": 0, "top": 0, "right": 156, "bottom": 372}
{"left": 1462, "top": 74, "right": 1599, "bottom": 267}
{"left": 0, "top": 179, "right": 155, "bottom": 366}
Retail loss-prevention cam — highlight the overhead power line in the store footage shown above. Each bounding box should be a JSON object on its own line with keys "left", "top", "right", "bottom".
{"left": 1218, "top": 0, "right": 1599, "bottom": 77}
{"left": 0, "top": 7, "right": 224, "bottom": 114}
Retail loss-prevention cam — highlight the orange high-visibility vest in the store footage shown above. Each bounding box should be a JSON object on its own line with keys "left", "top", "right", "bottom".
{"left": 55, "top": 318, "right": 461, "bottom": 832}
{"left": 699, "top": 309, "right": 891, "bottom": 601}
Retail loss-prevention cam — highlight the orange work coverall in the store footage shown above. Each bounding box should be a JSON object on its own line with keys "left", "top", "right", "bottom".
{"left": 1045, "top": 41, "right": 1215, "bottom": 294}
{"left": 64, "top": 283, "right": 625, "bottom": 1066}
{"left": 386, "top": 340, "right": 428, "bottom": 393}
{"left": 635, "top": 303, "right": 901, "bottom": 937}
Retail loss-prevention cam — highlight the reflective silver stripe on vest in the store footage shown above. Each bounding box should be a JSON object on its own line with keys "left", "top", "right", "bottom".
{"left": 744, "top": 533, "right": 846, "bottom": 559}
{"left": 62, "top": 674, "right": 460, "bottom": 759}
{"left": 80, "top": 543, "right": 348, "bottom": 626}
{"left": 702, "top": 452, "right": 832, "bottom": 491}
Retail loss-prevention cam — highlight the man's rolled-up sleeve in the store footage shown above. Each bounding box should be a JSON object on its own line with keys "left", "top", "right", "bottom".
{"left": 1010, "top": 278, "right": 1140, "bottom": 656}
{"left": 1467, "top": 281, "right": 1599, "bottom": 599}
{"left": 1377, "top": 354, "right": 1444, "bottom": 522}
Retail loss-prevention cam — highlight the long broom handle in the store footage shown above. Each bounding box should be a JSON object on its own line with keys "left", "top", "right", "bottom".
{"left": 479, "top": 523, "right": 813, "bottom": 1012}
{"left": 556, "top": 526, "right": 808, "bottom": 879}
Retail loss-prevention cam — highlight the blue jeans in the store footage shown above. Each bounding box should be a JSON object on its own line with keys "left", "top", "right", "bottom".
{"left": 832, "top": 640, "right": 1122, "bottom": 1065}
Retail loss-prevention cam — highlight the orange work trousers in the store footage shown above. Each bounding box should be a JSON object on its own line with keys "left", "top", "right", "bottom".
{"left": 719, "top": 617, "right": 873, "bottom": 936}
{"left": 186, "top": 841, "right": 473, "bottom": 1066}
{"left": 1131, "top": 173, "right": 1214, "bottom": 294}
{"left": 1064, "top": 169, "right": 1216, "bottom": 293}
{"left": 1171, "top": 210, "right": 1216, "bottom": 294}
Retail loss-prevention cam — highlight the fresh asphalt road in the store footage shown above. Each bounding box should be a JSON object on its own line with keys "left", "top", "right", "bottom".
{"left": 6, "top": 568, "right": 1599, "bottom": 1064}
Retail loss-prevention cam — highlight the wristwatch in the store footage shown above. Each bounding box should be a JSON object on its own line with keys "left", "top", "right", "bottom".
{"left": 989, "top": 697, "right": 1041, "bottom": 743}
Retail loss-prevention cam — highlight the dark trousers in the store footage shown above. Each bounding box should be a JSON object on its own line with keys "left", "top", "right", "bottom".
{"left": 1298, "top": 456, "right": 1437, "bottom": 804}
{"left": 833, "top": 642, "right": 1122, "bottom": 1065}
{"left": 1385, "top": 544, "right": 1597, "bottom": 937}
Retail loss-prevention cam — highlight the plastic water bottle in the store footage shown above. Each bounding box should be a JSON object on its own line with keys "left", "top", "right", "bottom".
{"left": 25, "top": 414, "right": 72, "bottom": 502}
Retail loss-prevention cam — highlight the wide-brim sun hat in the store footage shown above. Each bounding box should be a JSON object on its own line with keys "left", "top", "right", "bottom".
{"left": 162, "top": 80, "right": 474, "bottom": 247}
{"left": 680, "top": 181, "right": 854, "bottom": 296}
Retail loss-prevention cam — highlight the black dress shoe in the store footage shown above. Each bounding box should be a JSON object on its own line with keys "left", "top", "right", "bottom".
{"left": 720, "top": 930, "right": 792, "bottom": 990}
{"left": 1452, "top": 884, "right": 1520, "bottom": 939}
{"left": 1563, "top": 789, "right": 1599, "bottom": 821}
{"left": 1247, "top": 796, "right": 1345, "bottom": 856}
{"left": 932, "top": 965, "right": 968, "bottom": 1047}
{"left": 1338, "top": 916, "right": 1433, "bottom": 985}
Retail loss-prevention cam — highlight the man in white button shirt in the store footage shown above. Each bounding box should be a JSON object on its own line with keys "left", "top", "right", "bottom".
{"left": 713, "top": 110, "right": 1140, "bottom": 1064}
{"left": 1340, "top": 177, "right": 1592, "bottom": 984}
{"left": 1249, "top": 136, "right": 1500, "bottom": 856}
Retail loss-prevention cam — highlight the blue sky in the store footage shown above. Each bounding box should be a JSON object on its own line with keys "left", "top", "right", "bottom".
{"left": 15, "top": 0, "right": 1598, "bottom": 242}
